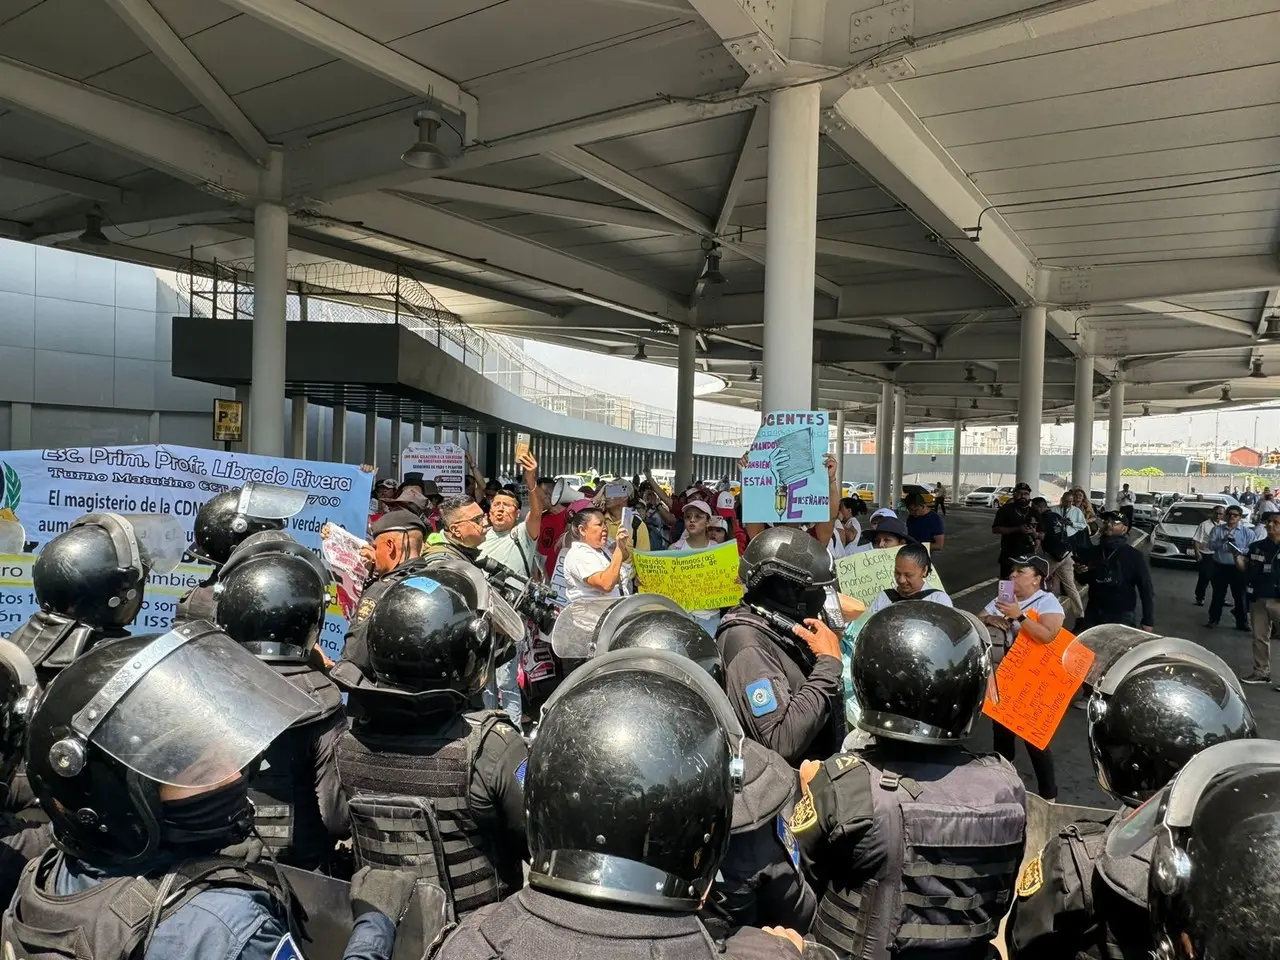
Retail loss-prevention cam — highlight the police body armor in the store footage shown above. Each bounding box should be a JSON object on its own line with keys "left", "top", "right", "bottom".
{"left": 7, "top": 612, "right": 122, "bottom": 687}
{"left": 250, "top": 664, "right": 344, "bottom": 869}
{"left": 2, "top": 846, "right": 289, "bottom": 960}
{"left": 336, "top": 708, "right": 520, "bottom": 919}
{"left": 174, "top": 580, "right": 217, "bottom": 624}
{"left": 813, "top": 751, "right": 1026, "bottom": 960}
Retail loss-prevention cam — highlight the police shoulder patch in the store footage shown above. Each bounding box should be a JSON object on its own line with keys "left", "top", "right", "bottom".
{"left": 789, "top": 790, "right": 818, "bottom": 834}
{"left": 1016, "top": 851, "right": 1044, "bottom": 898}
{"left": 514, "top": 758, "right": 527, "bottom": 786}
{"left": 271, "top": 933, "right": 306, "bottom": 960}
{"left": 355, "top": 595, "right": 377, "bottom": 623}
{"left": 776, "top": 814, "right": 800, "bottom": 867}
{"left": 745, "top": 678, "right": 778, "bottom": 717}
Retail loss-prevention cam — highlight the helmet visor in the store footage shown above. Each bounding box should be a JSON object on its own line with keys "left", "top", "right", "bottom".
{"left": 237, "top": 482, "right": 308, "bottom": 521}
{"left": 1105, "top": 739, "right": 1280, "bottom": 858}
{"left": 550, "top": 598, "right": 620, "bottom": 659}
{"left": 1091, "top": 636, "right": 1242, "bottom": 698}
{"left": 74, "top": 622, "right": 319, "bottom": 787}
{"left": 424, "top": 556, "right": 525, "bottom": 644}
{"left": 117, "top": 514, "right": 186, "bottom": 575}
{"left": 1061, "top": 623, "right": 1158, "bottom": 688}
{"left": 0, "top": 520, "right": 24, "bottom": 555}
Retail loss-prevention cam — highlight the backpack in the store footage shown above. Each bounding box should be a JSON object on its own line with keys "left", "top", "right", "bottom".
{"left": 1040, "top": 510, "right": 1071, "bottom": 561}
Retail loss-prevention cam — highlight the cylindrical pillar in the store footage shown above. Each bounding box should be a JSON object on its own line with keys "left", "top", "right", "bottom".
{"left": 762, "top": 83, "right": 820, "bottom": 414}
{"left": 834, "top": 408, "right": 846, "bottom": 492}
{"left": 876, "top": 383, "right": 893, "bottom": 508}
{"left": 1073, "top": 356, "right": 1094, "bottom": 492}
{"left": 390, "top": 414, "right": 402, "bottom": 477}
{"left": 250, "top": 201, "right": 288, "bottom": 456}
{"left": 412, "top": 418, "right": 422, "bottom": 443}
{"left": 433, "top": 424, "right": 443, "bottom": 444}
{"left": 951, "top": 420, "right": 962, "bottom": 501}
{"left": 331, "top": 403, "right": 347, "bottom": 463}
{"left": 675, "top": 326, "right": 696, "bottom": 492}
{"left": 811, "top": 363, "right": 821, "bottom": 410}
{"left": 290, "top": 395, "right": 307, "bottom": 459}
{"left": 364, "top": 407, "right": 377, "bottom": 468}
{"left": 1016, "top": 305, "right": 1047, "bottom": 487}
{"left": 1106, "top": 379, "right": 1126, "bottom": 509}
{"left": 892, "top": 388, "right": 906, "bottom": 501}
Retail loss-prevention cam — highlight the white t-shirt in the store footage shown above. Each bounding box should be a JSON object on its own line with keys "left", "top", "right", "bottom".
{"left": 1259, "top": 499, "right": 1280, "bottom": 516}
{"left": 867, "top": 588, "right": 953, "bottom": 616}
{"left": 1193, "top": 519, "right": 1221, "bottom": 553}
{"left": 563, "top": 541, "right": 621, "bottom": 602}
{"left": 983, "top": 589, "right": 1064, "bottom": 650}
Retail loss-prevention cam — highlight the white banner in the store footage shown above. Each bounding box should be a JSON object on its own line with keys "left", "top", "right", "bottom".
{"left": 0, "top": 444, "right": 371, "bottom": 659}
{"left": 401, "top": 443, "right": 466, "bottom": 493}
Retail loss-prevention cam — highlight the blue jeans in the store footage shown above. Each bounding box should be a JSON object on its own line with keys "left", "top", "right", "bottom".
{"left": 484, "top": 657, "right": 522, "bottom": 727}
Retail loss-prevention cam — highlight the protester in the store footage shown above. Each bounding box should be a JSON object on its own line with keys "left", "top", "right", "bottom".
{"left": 563, "top": 507, "right": 632, "bottom": 601}
{"left": 834, "top": 498, "right": 863, "bottom": 553}
{"left": 1237, "top": 511, "right": 1280, "bottom": 686}
{"left": 871, "top": 516, "right": 912, "bottom": 549}
{"left": 1192, "top": 505, "right": 1226, "bottom": 606}
{"left": 1075, "top": 511, "right": 1155, "bottom": 632}
{"left": 865, "top": 542, "right": 953, "bottom": 615}
{"left": 1260, "top": 489, "right": 1280, "bottom": 517}
{"left": 714, "top": 488, "right": 747, "bottom": 553}
{"left": 1073, "top": 487, "right": 1099, "bottom": 540}
{"left": 1205, "top": 505, "right": 1252, "bottom": 632}
{"left": 979, "top": 554, "right": 1062, "bottom": 800}
{"left": 992, "top": 481, "right": 1038, "bottom": 578}
{"left": 636, "top": 480, "right": 674, "bottom": 550}
{"left": 536, "top": 477, "right": 571, "bottom": 578}
{"left": 668, "top": 500, "right": 724, "bottom": 636}
{"left": 904, "top": 493, "right": 944, "bottom": 549}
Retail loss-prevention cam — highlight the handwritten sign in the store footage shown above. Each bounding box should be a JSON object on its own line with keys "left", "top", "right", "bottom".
{"left": 401, "top": 443, "right": 466, "bottom": 493}
{"left": 632, "top": 543, "right": 744, "bottom": 611}
{"left": 835, "top": 544, "right": 945, "bottom": 610}
{"left": 982, "top": 612, "right": 1092, "bottom": 751}
{"left": 742, "top": 410, "right": 829, "bottom": 524}
{"left": 320, "top": 523, "right": 372, "bottom": 621}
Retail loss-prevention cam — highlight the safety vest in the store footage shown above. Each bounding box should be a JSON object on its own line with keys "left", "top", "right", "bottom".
{"left": 813, "top": 750, "right": 1026, "bottom": 960}
{"left": 248, "top": 664, "right": 344, "bottom": 870}
{"left": 336, "top": 709, "right": 520, "bottom": 919}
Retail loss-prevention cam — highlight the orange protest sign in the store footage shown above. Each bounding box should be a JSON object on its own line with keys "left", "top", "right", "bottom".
{"left": 981, "top": 611, "right": 1094, "bottom": 752}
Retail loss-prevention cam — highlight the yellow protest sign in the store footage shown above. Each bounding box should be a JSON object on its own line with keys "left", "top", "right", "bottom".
{"left": 632, "top": 543, "right": 744, "bottom": 611}
{"left": 835, "top": 544, "right": 945, "bottom": 609}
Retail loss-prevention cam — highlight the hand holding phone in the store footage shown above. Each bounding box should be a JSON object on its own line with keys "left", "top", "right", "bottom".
{"left": 997, "top": 579, "right": 1016, "bottom": 605}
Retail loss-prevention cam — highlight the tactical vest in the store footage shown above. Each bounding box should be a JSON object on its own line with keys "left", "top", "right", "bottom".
{"left": 173, "top": 581, "right": 217, "bottom": 624}
{"left": 8, "top": 613, "right": 116, "bottom": 688}
{"left": 2, "top": 847, "right": 286, "bottom": 960}
{"left": 1091, "top": 818, "right": 1154, "bottom": 960}
{"left": 813, "top": 751, "right": 1026, "bottom": 960}
{"left": 335, "top": 709, "right": 519, "bottom": 919}
{"left": 249, "top": 665, "right": 345, "bottom": 869}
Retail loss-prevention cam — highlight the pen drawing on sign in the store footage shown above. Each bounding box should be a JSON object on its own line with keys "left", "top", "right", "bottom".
{"left": 772, "top": 426, "right": 816, "bottom": 520}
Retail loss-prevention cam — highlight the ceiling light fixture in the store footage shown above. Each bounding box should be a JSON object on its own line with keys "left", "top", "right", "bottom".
{"left": 924, "top": 407, "right": 931, "bottom": 417}
{"left": 748, "top": 364, "right": 759, "bottom": 382}
{"left": 887, "top": 333, "right": 907, "bottom": 356}
{"left": 401, "top": 108, "right": 452, "bottom": 170}
{"left": 633, "top": 341, "right": 647, "bottom": 361}
{"left": 963, "top": 363, "right": 977, "bottom": 383}
{"left": 698, "top": 239, "right": 726, "bottom": 285}
{"left": 1261, "top": 315, "right": 1280, "bottom": 340}
{"left": 1220, "top": 384, "right": 1232, "bottom": 402}
{"left": 970, "top": 398, "right": 979, "bottom": 410}
{"left": 1054, "top": 416, "right": 1062, "bottom": 426}
{"left": 1251, "top": 357, "right": 1266, "bottom": 378}
{"left": 1142, "top": 404, "right": 1150, "bottom": 417}
{"left": 79, "top": 209, "right": 109, "bottom": 246}
{"left": 991, "top": 383, "right": 1003, "bottom": 398}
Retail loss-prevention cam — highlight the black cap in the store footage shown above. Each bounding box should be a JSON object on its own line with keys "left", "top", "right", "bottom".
{"left": 370, "top": 510, "right": 426, "bottom": 537}
{"left": 1009, "top": 554, "right": 1049, "bottom": 579}
{"left": 1098, "top": 510, "right": 1127, "bottom": 525}
{"left": 1013, "top": 482, "right": 1032, "bottom": 492}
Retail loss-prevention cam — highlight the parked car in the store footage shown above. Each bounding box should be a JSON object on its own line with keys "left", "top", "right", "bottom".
{"left": 852, "top": 482, "right": 876, "bottom": 502}
{"left": 900, "top": 483, "right": 937, "bottom": 508}
{"left": 1132, "top": 492, "right": 1159, "bottom": 524}
{"left": 1184, "top": 492, "right": 1252, "bottom": 523}
{"left": 963, "top": 485, "right": 1012, "bottom": 508}
{"left": 1150, "top": 501, "right": 1219, "bottom": 565}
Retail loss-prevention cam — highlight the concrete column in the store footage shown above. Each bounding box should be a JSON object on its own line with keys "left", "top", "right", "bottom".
{"left": 364, "top": 408, "right": 377, "bottom": 468}
{"left": 389, "top": 414, "right": 402, "bottom": 476}
{"left": 233, "top": 385, "right": 251, "bottom": 452}
{"left": 811, "top": 363, "right": 821, "bottom": 410}
{"left": 9, "top": 402, "right": 31, "bottom": 448}
{"left": 675, "top": 326, "right": 696, "bottom": 492}
{"left": 412, "top": 419, "right": 422, "bottom": 443}
{"left": 951, "top": 421, "right": 962, "bottom": 500}
{"left": 834, "top": 408, "right": 846, "bottom": 492}
{"left": 250, "top": 200, "right": 288, "bottom": 456}
{"left": 1016, "top": 305, "right": 1047, "bottom": 486}
{"left": 1106, "top": 379, "right": 1126, "bottom": 510}
{"left": 290, "top": 395, "right": 307, "bottom": 459}
{"left": 892, "top": 388, "right": 906, "bottom": 502}
{"left": 434, "top": 424, "right": 443, "bottom": 444}
{"left": 762, "top": 83, "right": 820, "bottom": 414}
{"left": 1072, "top": 356, "right": 1094, "bottom": 491}
{"left": 876, "top": 383, "right": 893, "bottom": 508}
{"left": 331, "top": 404, "right": 347, "bottom": 463}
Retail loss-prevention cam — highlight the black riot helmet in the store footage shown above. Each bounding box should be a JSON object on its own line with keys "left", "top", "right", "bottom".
{"left": 32, "top": 513, "right": 179, "bottom": 629}
{"left": 739, "top": 525, "right": 836, "bottom": 622}
{"left": 0, "top": 640, "right": 39, "bottom": 795}
{"left": 852, "top": 602, "right": 992, "bottom": 745}
{"left": 26, "top": 621, "right": 318, "bottom": 866}
{"left": 192, "top": 483, "right": 308, "bottom": 566}
{"left": 1105, "top": 740, "right": 1280, "bottom": 960}
{"left": 213, "top": 531, "right": 330, "bottom": 663}
{"left": 527, "top": 648, "right": 745, "bottom": 912}
{"left": 1087, "top": 637, "right": 1256, "bottom": 807}
{"left": 364, "top": 568, "right": 493, "bottom": 697}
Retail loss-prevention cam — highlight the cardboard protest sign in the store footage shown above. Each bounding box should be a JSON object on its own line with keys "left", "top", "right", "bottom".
{"left": 742, "top": 411, "right": 829, "bottom": 524}
{"left": 632, "top": 543, "right": 744, "bottom": 611}
{"left": 835, "top": 544, "right": 945, "bottom": 610}
{"left": 320, "top": 523, "right": 372, "bottom": 621}
{"left": 401, "top": 443, "right": 466, "bottom": 494}
{"left": 982, "top": 612, "right": 1092, "bottom": 751}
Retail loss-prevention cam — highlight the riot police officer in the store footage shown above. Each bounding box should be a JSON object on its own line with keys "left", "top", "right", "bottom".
{"left": 1104, "top": 738, "right": 1280, "bottom": 960}
{"left": 551, "top": 596, "right": 816, "bottom": 936}
{"left": 795, "top": 601, "right": 1027, "bottom": 960}
{"left": 717, "top": 526, "right": 846, "bottom": 764}
{"left": 213, "top": 530, "right": 349, "bottom": 870}
{"left": 333, "top": 560, "right": 528, "bottom": 920}
{"left": 0, "top": 638, "right": 53, "bottom": 904}
{"left": 176, "top": 482, "right": 308, "bottom": 622}
{"left": 435, "top": 646, "right": 812, "bottom": 960}
{"left": 1008, "top": 628, "right": 1256, "bottom": 960}
{"left": 3, "top": 621, "right": 416, "bottom": 960}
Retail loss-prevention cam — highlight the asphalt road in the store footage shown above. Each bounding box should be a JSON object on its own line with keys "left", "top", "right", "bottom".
{"left": 927, "top": 505, "right": 1279, "bottom": 806}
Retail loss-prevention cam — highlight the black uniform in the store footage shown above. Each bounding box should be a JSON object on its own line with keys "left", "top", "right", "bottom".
{"left": 993, "top": 500, "right": 1038, "bottom": 579}
{"left": 334, "top": 556, "right": 434, "bottom": 682}
{"left": 173, "top": 576, "right": 217, "bottom": 623}
{"left": 1075, "top": 537, "right": 1155, "bottom": 630}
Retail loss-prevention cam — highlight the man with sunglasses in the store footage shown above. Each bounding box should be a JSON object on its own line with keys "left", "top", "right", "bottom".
{"left": 1074, "top": 511, "right": 1155, "bottom": 632}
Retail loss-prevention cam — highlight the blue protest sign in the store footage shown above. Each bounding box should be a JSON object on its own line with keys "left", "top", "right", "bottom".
{"left": 741, "top": 410, "right": 830, "bottom": 524}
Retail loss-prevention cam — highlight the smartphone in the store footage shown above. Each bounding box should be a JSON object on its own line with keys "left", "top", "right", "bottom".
{"left": 514, "top": 432, "right": 531, "bottom": 462}
{"left": 998, "top": 580, "right": 1016, "bottom": 605}
{"left": 604, "top": 482, "right": 628, "bottom": 500}
{"left": 1228, "top": 540, "right": 1247, "bottom": 555}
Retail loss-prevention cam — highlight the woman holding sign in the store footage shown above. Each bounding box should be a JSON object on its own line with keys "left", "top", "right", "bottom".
{"left": 563, "top": 508, "right": 632, "bottom": 602}
{"left": 979, "top": 555, "right": 1063, "bottom": 800}
{"left": 865, "top": 544, "right": 953, "bottom": 615}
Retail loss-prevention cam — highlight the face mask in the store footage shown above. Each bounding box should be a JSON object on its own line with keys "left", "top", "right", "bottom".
{"left": 1100, "top": 533, "right": 1127, "bottom": 547}
{"left": 160, "top": 777, "right": 253, "bottom": 848}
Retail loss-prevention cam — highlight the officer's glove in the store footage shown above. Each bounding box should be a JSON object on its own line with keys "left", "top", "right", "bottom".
{"left": 350, "top": 866, "right": 418, "bottom": 924}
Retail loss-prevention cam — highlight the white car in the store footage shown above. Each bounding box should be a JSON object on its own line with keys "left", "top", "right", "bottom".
{"left": 1184, "top": 493, "right": 1251, "bottom": 524}
{"left": 1150, "top": 502, "right": 1219, "bottom": 565}
{"left": 963, "top": 486, "right": 1010, "bottom": 508}
{"left": 1131, "top": 492, "right": 1160, "bottom": 524}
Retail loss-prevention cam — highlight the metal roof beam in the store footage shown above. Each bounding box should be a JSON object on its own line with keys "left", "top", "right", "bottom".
{"left": 217, "top": 0, "right": 477, "bottom": 127}
{"left": 737, "top": 231, "right": 971, "bottom": 275}
{"left": 0, "top": 56, "right": 262, "bottom": 198}
{"left": 461, "top": 306, "right": 667, "bottom": 333}
{"left": 104, "top": 0, "right": 271, "bottom": 164}
{"left": 714, "top": 105, "right": 765, "bottom": 235}
{"left": 0, "top": 155, "right": 133, "bottom": 204}
{"left": 1124, "top": 300, "right": 1257, "bottom": 338}
{"left": 1043, "top": 257, "right": 1280, "bottom": 306}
